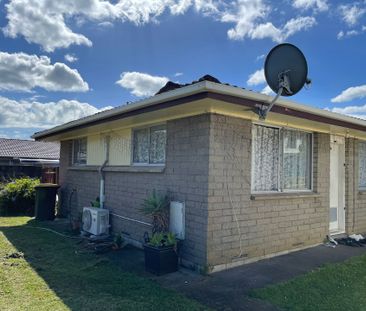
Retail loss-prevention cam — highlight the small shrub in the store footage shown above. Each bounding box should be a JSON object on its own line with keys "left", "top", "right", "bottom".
{"left": 148, "top": 232, "right": 177, "bottom": 248}
{"left": 140, "top": 189, "right": 170, "bottom": 234}
{"left": 0, "top": 177, "right": 40, "bottom": 216}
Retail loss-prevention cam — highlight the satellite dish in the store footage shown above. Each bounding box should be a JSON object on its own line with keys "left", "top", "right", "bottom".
{"left": 258, "top": 43, "right": 310, "bottom": 119}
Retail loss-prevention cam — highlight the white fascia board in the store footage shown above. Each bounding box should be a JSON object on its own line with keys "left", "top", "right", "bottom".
{"left": 33, "top": 80, "right": 366, "bottom": 140}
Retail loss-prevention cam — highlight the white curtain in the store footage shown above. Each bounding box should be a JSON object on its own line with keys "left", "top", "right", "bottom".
{"left": 359, "top": 141, "right": 366, "bottom": 189}
{"left": 282, "top": 129, "right": 311, "bottom": 190}
{"left": 133, "top": 128, "right": 149, "bottom": 163}
{"left": 252, "top": 125, "right": 311, "bottom": 192}
{"left": 252, "top": 125, "right": 279, "bottom": 191}
{"left": 133, "top": 125, "right": 166, "bottom": 164}
{"left": 149, "top": 125, "right": 166, "bottom": 164}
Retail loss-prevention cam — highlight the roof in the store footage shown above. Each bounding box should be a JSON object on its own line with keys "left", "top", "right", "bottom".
{"left": 0, "top": 138, "right": 60, "bottom": 160}
{"left": 32, "top": 75, "right": 366, "bottom": 140}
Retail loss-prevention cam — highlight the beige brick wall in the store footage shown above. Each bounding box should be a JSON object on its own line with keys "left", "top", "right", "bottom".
{"left": 206, "top": 114, "right": 330, "bottom": 267}
{"left": 58, "top": 112, "right": 366, "bottom": 271}
{"left": 58, "top": 114, "right": 211, "bottom": 268}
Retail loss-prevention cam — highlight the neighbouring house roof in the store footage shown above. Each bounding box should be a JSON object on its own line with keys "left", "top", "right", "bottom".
{"left": 32, "top": 75, "right": 366, "bottom": 140}
{"left": 0, "top": 138, "right": 60, "bottom": 160}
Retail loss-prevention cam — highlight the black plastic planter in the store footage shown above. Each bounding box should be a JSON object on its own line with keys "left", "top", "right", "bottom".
{"left": 144, "top": 244, "right": 178, "bottom": 275}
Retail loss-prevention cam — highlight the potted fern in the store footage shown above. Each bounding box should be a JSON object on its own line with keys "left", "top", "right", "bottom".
{"left": 141, "top": 190, "right": 178, "bottom": 275}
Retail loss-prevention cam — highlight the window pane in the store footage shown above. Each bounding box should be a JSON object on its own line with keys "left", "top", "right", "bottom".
{"left": 73, "top": 138, "right": 87, "bottom": 165}
{"left": 359, "top": 141, "right": 366, "bottom": 189}
{"left": 149, "top": 125, "right": 166, "bottom": 164}
{"left": 252, "top": 125, "right": 279, "bottom": 191}
{"left": 282, "top": 129, "right": 311, "bottom": 190}
{"left": 133, "top": 128, "right": 149, "bottom": 163}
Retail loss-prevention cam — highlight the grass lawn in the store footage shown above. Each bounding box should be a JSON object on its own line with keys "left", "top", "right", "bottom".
{"left": 0, "top": 217, "right": 208, "bottom": 311}
{"left": 250, "top": 253, "right": 366, "bottom": 311}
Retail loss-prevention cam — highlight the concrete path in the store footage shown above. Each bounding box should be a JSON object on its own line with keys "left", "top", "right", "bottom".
{"left": 154, "top": 245, "right": 366, "bottom": 311}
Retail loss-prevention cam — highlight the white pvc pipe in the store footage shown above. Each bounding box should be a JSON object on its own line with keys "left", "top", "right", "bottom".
{"left": 99, "top": 136, "right": 110, "bottom": 209}
{"left": 99, "top": 178, "right": 105, "bottom": 209}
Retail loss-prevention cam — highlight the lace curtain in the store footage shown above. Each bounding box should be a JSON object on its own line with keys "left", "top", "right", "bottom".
{"left": 282, "top": 129, "right": 311, "bottom": 190}
{"left": 133, "top": 125, "right": 166, "bottom": 164}
{"left": 133, "top": 128, "right": 149, "bottom": 163}
{"left": 252, "top": 125, "right": 279, "bottom": 191}
{"left": 252, "top": 125, "right": 311, "bottom": 192}
{"left": 359, "top": 141, "right": 366, "bottom": 189}
{"left": 149, "top": 125, "right": 166, "bottom": 164}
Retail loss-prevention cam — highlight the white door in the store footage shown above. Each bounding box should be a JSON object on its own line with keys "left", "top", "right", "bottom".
{"left": 329, "top": 135, "right": 345, "bottom": 233}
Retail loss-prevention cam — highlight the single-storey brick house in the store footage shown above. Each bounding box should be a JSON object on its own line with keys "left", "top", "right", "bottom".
{"left": 33, "top": 76, "right": 366, "bottom": 272}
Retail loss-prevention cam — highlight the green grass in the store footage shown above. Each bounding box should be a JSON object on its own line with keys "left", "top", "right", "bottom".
{"left": 0, "top": 217, "right": 208, "bottom": 311}
{"left": 250, "top": 254, "right": 366, "bottom": 311}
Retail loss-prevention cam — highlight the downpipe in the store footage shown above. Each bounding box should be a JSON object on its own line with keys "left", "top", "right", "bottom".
{"left": 98, "top": 135, "right": 110, "bottom": 209}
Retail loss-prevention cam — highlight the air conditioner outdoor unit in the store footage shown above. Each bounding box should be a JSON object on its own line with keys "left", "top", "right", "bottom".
{"left": 82, "top": 207, "right": 109, "bottom": 235}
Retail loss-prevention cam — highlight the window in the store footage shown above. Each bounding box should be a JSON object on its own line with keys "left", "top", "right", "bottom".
{"left": 359, "top": 141, "right": 366, "bottom": 189}
{"left": 252, "top": 124, "right": 312, "bottom": 192}
{"left": 133, "top": 124, "right": 166, "bottom": 164}
{"left": 72, "top": 137, "right": 87, "bottom": 165}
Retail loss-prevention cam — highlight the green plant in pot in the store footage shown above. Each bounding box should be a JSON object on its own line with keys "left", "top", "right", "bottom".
{"left": 141, "top": 190, "right": 178, "bottom": 275}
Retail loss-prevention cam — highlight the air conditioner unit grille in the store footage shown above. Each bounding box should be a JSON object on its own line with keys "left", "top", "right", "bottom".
{"left": 83, "top": 209, "right": 92, "bottom": 230}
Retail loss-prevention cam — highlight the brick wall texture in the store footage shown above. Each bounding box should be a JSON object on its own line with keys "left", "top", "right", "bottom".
{"left": 58, "top": 113, "right": 366, "bottom": 270}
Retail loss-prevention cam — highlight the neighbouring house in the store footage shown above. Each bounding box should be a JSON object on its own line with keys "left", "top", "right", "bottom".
{"left": 33, "top": 75, "right": 366, "bottom": 272}
{"left": 0, "top": 138, "right": 60, "bottom": 183}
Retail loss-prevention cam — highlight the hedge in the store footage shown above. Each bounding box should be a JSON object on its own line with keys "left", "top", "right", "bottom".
{"left": 0, "top": 177, "right": 40, "bottom": 216}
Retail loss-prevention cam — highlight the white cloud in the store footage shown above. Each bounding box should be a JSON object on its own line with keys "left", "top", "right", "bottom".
{"left": 337, "top": 24, "right": 366, "bottom": 39}
{"left": 4, "top": 0, "right": 93, "bottom": 52}
{"left": 331, "top": 85, "right": 366, "bottom": 103}
{"left": 292, "top": 0, "right": 328, "bottom": 12}
{"left": 247, "top": 69, "right": 265, "bottom": 86}
{"left": 282, "top": 16, "right": 317, "bottom": 39}
{"left": 174, "top": 72, "right": 183, "bottom": 77}
{"left": 337, "top": 29, "right": 361, "bottom": 39}
{"left": 0, "top": 96, "right": 112, "bottom": 129}
{"left": 339, "top": 3, "right": 366, "bottom": 26}
{"left": 326, "top": 104, "right": 366, "bottom": 120}
{"left": 256, "top": 54, "right": 265, "bottom": 61}
{"left": 225, "top": 1, "right": 316, "bottom": 43}
{"left": 0, "top": 52, "right": 88, "bottom": 92}
{"left": 3, "top": 0, "right": 319, "bottom": 50}
{"left": 98, "top": 21, "right": 114, "bottom": 28}
{"left": 116, "top": 72, "right": 169, "bottom": 97}
{"left": 64, "top": 54, "right": 78, "bottom": 63}
{"left": 3, "top": 0, "right": 202, "bottom": 51}
{"left": 261, "top": 85, "right": 274, "bottom": 95}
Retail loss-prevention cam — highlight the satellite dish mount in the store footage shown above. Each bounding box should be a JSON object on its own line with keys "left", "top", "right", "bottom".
{"left": 258, "top": 43, "right": 310, "bottom": 120}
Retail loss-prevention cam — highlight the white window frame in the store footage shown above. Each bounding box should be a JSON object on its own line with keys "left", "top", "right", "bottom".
{"left": 72, "top": 137, "right": 87, "bottom": 166}
{"left": 251, "top": 122, "right": 313, "bottom": 194}
{"left": 358, "top": 140, "right": 366, "bottom": 191}
{"left": 131, "top": 123, "right": 166, "bottom": 166}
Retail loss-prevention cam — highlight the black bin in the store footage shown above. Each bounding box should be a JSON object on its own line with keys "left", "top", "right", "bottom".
{"left": 35, "top": 184, "right": 60, "bottom": 221}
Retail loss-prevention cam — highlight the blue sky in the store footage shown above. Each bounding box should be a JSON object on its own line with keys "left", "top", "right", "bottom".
{"left": 0, "top": 0, "right": 365, "bottom": 139}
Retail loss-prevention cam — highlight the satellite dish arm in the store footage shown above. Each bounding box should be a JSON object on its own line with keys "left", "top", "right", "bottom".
{"left": 258, "top": 87, "right": 283, "bottom": 119}
{"left": 258, "top": 70, "right": 291, "bottom": 120}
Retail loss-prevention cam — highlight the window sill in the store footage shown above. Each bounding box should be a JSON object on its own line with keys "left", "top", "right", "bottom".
{"left": 68, "top": 165, "right": 165, "bottom": 173}
{"left": 104, "top": 166, "right": 165, "bottom": 173}
{"left": 250, "top": 192, "right": 320, "bottom": 201}
{"left": 68, "top": 166, "right": 97, "bottom": 171}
